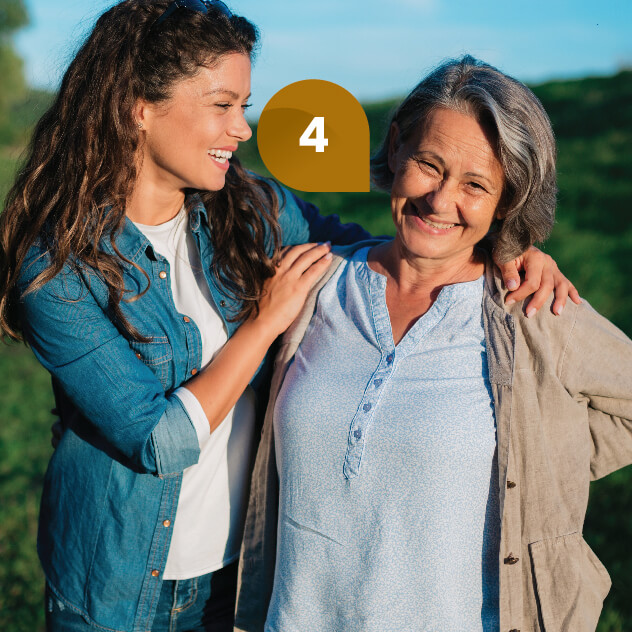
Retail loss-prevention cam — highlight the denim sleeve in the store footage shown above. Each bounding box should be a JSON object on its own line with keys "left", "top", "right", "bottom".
{"left": 270, "top": 180, "right": 372, "bottom": 246}
{"left": 17, "top": 255, "right": 200, "bottom": 476}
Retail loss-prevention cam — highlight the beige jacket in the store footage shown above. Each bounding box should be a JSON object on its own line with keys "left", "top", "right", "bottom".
{"left": 235, "top": 244, "right": 632, "bottom": 632}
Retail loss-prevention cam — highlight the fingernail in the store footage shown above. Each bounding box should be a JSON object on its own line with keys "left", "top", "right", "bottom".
{"left": 324, "top": 252, "right": 333, "bottom": 260}
{"left": 505, "top": 298, "right": 515, "bottom": 306}
{"left": 554, "top": 304, "right": 564, "bottom": 315}
{"left": 526, "top": 307, "right": 536, "bottom": 318}
{"left": 506, "top": 279, "right": 518, "bottom": 290}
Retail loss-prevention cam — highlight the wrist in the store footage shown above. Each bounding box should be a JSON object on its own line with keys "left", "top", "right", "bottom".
{"left": 243, "top": 311, "right": 283, "bottom": 345}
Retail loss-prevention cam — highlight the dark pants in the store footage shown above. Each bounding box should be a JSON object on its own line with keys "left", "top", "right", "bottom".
{"left": 45, "top": 562, "right": 238, "bottom": 632}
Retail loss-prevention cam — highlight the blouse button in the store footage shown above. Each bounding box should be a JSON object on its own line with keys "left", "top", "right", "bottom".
{"left": 191, "top": 368, "right": 198, "bottom": 376}
{"left": 386, "top": 353, "right": 394, "bottom": 364}
{"left": 159, "top": 271, "right": 167, "bottom": 280}
{"left": 162, "top": 520, "right": 171, "bottom": 528}
{"left": 151, "top": 569, "right": 160, "bottom": 577}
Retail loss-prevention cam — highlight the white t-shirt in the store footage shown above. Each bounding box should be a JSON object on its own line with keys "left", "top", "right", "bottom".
{"left": 134, "top": 206, "right": 256, "bottom": 580}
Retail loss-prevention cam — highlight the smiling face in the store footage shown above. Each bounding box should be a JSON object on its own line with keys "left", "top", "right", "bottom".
{"left": 136, "top": 52, "right": 252, "bottom": 194}
{"left": 388, "top": 107, "right": 505, "bottom": 269}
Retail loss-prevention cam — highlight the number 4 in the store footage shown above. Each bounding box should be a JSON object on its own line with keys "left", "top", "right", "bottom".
{"left": 299, "top": 117, "right": 329, "bottom": 153}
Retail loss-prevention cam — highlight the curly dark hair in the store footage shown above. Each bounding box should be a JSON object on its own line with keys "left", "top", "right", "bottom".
{"left": 0, "top": 0, "right": 282, "bottom": 341}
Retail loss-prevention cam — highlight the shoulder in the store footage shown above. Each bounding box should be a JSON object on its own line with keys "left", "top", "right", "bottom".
{"left": 17, "top": 241, "right": 106, "bottom": 306}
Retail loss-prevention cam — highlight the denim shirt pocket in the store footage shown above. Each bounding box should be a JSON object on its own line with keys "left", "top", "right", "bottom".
{"left": 128, "top": 337, "right": 174, "bottom": 390}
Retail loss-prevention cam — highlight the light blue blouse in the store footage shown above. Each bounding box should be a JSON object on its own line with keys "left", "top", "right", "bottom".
{"left": 267, "top": 247, "right": 500, "bottom": 632}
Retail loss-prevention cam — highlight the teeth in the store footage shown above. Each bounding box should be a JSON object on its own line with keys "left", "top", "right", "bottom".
{"left": 422, "top": 216, "right": 456, "bottom": 229}
{"left": 208, "top": 149, "right": 233, "bottom": 163}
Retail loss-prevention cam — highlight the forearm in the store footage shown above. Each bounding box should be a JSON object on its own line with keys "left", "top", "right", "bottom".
{"left": 184, "top": 315, "right": 278, "bottom": 433}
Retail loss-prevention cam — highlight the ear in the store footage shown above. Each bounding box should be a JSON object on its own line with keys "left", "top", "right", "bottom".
{"left": 133, "top": 99, "right": 150, "bottom": 130}
{"left": 387, "top": 121, "right": 401, "bottom": 174}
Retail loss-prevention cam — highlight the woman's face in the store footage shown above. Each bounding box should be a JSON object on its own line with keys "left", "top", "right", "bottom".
{"left": 389, "top": 107, "right": 505, "bottom": 267}
{"left": 137, "top": 52, "right": 252, "bottom": 193}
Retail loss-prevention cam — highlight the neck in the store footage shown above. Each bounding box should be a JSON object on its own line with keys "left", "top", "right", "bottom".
{"left": 369, "top": 238, "right": 484, "bottom": 299}
{"left": 125, "top": 161, "right": 186, "bottom": 226}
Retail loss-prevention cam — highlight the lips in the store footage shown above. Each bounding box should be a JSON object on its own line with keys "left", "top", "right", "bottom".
{"left": 420, "top": 216, "right": 457, "bottom": 230}
{"left": 207, "top": 149, "right": 233, "bottom": 164}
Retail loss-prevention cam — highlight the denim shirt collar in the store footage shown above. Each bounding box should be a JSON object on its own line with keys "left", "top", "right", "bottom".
{"left": 100, "top": 192, "right": 209, "bottom": 263}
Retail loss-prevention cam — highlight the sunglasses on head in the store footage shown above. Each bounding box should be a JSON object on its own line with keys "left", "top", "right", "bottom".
{"left": 154, "top": 0, "right": 233, "bottom": 27}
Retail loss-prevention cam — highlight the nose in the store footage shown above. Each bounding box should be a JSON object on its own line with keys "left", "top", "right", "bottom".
{"left": 229, "top": 109, "right": 252, "bottom": 143}
{"left": 425, "top": 178, "right": 457, "bottom": 214}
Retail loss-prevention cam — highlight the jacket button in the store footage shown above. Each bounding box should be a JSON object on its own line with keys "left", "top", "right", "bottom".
{"left": 504, "top": 554, "right": 520, "bottom": 565}
{"left": 191, "top": 368, "right": 198, "bottom": 376}
{"left": 219, "top": 300, "right": 226, "bottom": 307}
{"left": 507, "top": 480, "right": 517, "bottom": 489}
{"left": 509, "top": 629, "right": 520, "bottom": 632}
{"left": 183, "top": 316, "right": 190, "bottom": 323}
{"left": 159, "top": 271, "right": 167, "bottom": 279}
{"left": 162, "top": 520, "right": 171, "bottom": 528}
{"left": 151, "top": 569, "right": 159, "bottom": 577}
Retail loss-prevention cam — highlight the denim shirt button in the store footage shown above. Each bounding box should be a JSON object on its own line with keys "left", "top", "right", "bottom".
{"left": 159, "top": 271, "right": 167, "bottom": 280}
{"left": 219, "top": 300, "right": 226, "bottom": 307}
{"left": 386, "top": 353, "right": 394, "bottom": 364}
{"left": 151, "top": 569, "right": 160, "bottom": 577}
{"left": 183, "top": 316, "right": 190, "bottom": 323}
{"left": 191, "top": 368, "right": 198, "bottom": 376}
{"left": 162, "top": 520, "right": 171, "bottom": 528}
{"left": 135, "top": 351, "right": 142, "bottom": 360}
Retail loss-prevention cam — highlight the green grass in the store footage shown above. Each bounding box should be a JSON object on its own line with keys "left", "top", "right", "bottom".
{"left": 1, "top": 71, "right": 631, "bottom": 630}
{"left": 0, "top": 342, "right": 54, "bottom": 632}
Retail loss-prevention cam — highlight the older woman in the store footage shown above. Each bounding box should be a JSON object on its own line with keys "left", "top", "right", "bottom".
{"left": 235, "top": 56, "right": 632, "bottom": 632}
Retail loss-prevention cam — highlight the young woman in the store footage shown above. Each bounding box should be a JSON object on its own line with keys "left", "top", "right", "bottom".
{"left": 0, "top": 2, "right": 574, "bottom": 631}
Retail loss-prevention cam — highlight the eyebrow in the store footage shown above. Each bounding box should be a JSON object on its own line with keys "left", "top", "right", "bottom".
{"left": 201, "top": 89, "right": 251, "bottom": 100}
{"left": 413, "top": 151, "right": 498, "bottom": 189}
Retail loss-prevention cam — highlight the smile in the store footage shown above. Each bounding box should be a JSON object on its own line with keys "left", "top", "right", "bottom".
{"left": 208, "top": 149, "right": 233, "bottom": 164}
{"left": 420, "top": 216, "right": 457, "bottom": 230}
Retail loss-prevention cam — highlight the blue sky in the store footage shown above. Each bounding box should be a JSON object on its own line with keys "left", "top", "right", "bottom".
{"left": 15, "top": 0, "right": 632, "bottom": 116}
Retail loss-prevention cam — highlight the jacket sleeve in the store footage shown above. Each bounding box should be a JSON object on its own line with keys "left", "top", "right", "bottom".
{"left": 271, "top": 181, "right": 372, "bottom": 246}
{"left": 17, "top": 250, "right": 200, "bottom": 476}
{"left": 560, "top": 302, "right": 632, "bottom": 480}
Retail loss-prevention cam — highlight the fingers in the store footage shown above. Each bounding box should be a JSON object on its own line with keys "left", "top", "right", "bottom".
{"left": 568, "top": 285, "right": 582, "bottom": 305}
{"left": 523, "top": 263, "right": 555, "bottom": 316}
{"left": 503, "top": 248, "right": 582, "bottom": 317}
{"left": 277, "top": 242, "right": 330, "bottom": 270}
{"left": 504, "top": 249, "right": 547, "bottom": 310}
{"left": 298, "top": 249, "right": 334, "bottom": 288}
{"left": 497, "top": 260, "right": 521, "bottom": 293}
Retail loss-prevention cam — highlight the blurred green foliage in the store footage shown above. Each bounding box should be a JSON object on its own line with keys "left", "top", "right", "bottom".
{"left": 1, "top": 65, "right": 631, "bottom": 630}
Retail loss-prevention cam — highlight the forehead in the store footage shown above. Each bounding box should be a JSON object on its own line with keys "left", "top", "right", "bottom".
{"left": 169, "top": 52, "right": 251, "bottom": 99}
{"left": 411, "top": 107, "right": 502, "bottom": 170}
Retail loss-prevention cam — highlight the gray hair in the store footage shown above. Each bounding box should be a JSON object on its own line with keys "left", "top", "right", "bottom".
{"left": 371, "top": 55, "right": 557, "bottom": 263}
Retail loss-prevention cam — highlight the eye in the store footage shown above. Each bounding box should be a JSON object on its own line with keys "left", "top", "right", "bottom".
{"left": 416, "top": 159, "right": 439, "bottom": 174}
{"left": 215, "top": 102, "right": 232, "bottom": 110}
{"left": 242, "top": 103, "right": 253, "bottom": 111}
{"left": 468, "top": 181, "right": 487, "bottom": 191}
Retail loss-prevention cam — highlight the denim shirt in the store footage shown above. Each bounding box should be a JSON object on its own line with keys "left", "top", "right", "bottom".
{"left": 16, "top": 181, "right": 369, "bottom": 632}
